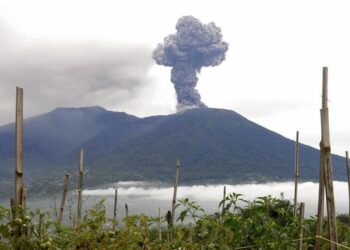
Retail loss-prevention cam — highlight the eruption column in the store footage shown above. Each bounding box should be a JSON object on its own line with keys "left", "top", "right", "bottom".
{"left": 153, "top": 16, "right": 229, "bottom": 110}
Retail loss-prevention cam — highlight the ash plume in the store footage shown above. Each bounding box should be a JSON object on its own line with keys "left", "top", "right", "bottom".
{"left": 153, "top": 16, "right": 229, "bottom": 110}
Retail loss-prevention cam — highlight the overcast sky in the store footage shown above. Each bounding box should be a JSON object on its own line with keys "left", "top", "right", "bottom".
{"left": 0, "top": 0, "right": 349, "bottom": 156}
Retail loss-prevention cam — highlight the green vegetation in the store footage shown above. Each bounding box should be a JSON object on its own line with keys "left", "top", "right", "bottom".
{"left": 1, "top": 193, "right": 349, "bottom": 249}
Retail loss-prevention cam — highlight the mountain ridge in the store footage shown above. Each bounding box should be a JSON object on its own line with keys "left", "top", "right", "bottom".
{"left": 0, "top": 106, "right": 346, "bottom": 196}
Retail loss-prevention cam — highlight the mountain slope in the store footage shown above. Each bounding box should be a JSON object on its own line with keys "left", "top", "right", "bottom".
{"left": 84, "top": 108, "right": 345, "bottom": 184}
{"left": 0, "top": 106, "right": 143, "bottom": 179}
{"left": 0, "top": 107, "right": 346, "bottom": 196}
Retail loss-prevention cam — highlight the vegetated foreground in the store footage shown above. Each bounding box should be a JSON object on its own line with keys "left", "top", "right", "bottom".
{"left": 1, "top": 193, "right": 349, "bottom": 249}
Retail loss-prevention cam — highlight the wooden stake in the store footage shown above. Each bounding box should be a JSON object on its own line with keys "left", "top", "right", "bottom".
{"left": 77, "top": 148, "right": 84, "bottom": 227}
{"left": 21, "top": 187, "right": 27, "bottom": 209}
{"left": 10, "top": 198, "right": 16, "bottom": 221}
{"left": 222, "top": 185, "right": 226, "bottom": 216}
{"left": 316, "top": 67, "right": 337, "bottom": 249}
{"left": 113, "top": 188, "right": 118, "bottom": 231}
{"left": 293, "top": 131, "right": 300, "bottom": 218}
{"left": 171, "top": 159, "right": 180, "bottom": 226}
{"left": 188, "top": 222, "right": 193, "bottom": 243}
{"left": 298, "top": 202, "right": 305, "bottom": 250}
{"left": 125, "top": 203, "right": 129, "bottom": 217}
{"left": 38, "top": 213, "right": 44, "bottom": 240}
{"left": 58, "top": 173, "right": 70, "bottom": 225}
{"left": 346, "top": 151, "right": 350, "bottom": 222}
{"left": 166, "top": 210, "right": 172, "bottom": 241}
{"left": 15, "top": 87, "right": 24, "bottom": 207}
{"left": 158, "top": 207, "right": 162, "bottom": 240}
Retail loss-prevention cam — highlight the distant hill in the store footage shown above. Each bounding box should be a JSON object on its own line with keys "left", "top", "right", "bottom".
{"left": 0, "top": 106, "right": 139, "bottom": 178}
{"left": 0, "top": 107, "right": 346, "bottom": 196}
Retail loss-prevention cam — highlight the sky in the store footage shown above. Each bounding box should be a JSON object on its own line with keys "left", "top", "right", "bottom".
{"left": 0, "top": 0, "right": 349, "bottom": 156}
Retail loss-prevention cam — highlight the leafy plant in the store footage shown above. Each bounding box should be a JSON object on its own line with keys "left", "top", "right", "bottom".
{"left": 176, "top": 198, "right": 204, "bottom": 223}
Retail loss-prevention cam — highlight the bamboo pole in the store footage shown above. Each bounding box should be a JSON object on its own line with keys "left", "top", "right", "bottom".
{"left": 113, "top": 188, "right": 118, "bottom": 231}
{"left": 77, "top": 148, "right": 84, "bottom": 228}
{"left": 316, "top": 67, "right": 337, "bottom": 249}
{"left": 58, "top": 173, "right": 70, "bottom": 225}
{"left": 222, "top": 185, "right": 226, "bottom": 216}
{"left": 167, "top": 159, "right": 180, "bottom": 241}
{"left": 293, "top": 131, "right": 300, "bottom": 218}
{"left": 15, "top": 87, "right": 24, "bottom": 207}
{"left": 298, "top": 202, "right": 305, "bottom": 250}
{"left": 171, "top": 159, "right": 180, "bottom": 226}
{"left": 322, "top": 68, "right": 337, "bottom": 249}
{"left": 346, "top": 151, "right": 350, "bottom": 222}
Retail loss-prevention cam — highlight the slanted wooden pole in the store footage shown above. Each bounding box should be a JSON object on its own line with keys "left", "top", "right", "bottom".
{"left": 15, "top": 87, "right": 24, "bottom": 207}
{"left": 298, "top": 202, "right": 305, "bottom": 250}
{"left": 316, "top": 67, "right": 337, "bottom": 249}
{"left": 346, "top": 151, "right": 350, "bottom": 222}
{"left": 58, "top": 173, "right": 70, "bottom": 225}
{"left": 293, "top": 131, "right": 300, "bottom": 218}
{"left": 171, "top": 159, "right": 180, "bottom": 226}
{"left": 222, "top": 185, "right": 226, "bottom": 216}
{"left": 315, "top": 151, "right": 325, "bottom": 249}
{"left": 77, "top": 148, "right": 84, "bottom": 228}
{"left": 113, "top": 188, "right": 118, "bottom": 230}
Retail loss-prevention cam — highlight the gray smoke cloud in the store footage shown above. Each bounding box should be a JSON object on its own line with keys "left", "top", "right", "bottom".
{"left": 0, "top": 21, "right": 156, "bottom": 125}
{"left": 153, "top": 16, "right": 229, "bottom": 110}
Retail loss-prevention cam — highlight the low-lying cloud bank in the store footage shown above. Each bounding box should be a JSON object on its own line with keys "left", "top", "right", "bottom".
{"left": 83, "top": 181, "right": 348, "bottom": 216}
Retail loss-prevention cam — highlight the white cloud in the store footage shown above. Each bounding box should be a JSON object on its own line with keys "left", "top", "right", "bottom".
{"left": 83, "top": 181, "right": 349, "bottom": 216}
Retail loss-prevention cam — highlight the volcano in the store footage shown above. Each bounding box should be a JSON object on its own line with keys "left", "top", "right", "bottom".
{"left": 0, "top": 107, "right": 346, "bottom": 196}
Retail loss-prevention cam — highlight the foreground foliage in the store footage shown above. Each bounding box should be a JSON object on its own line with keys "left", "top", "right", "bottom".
{"left": 0, "top": 194, "right": 349, "bottom": 249}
